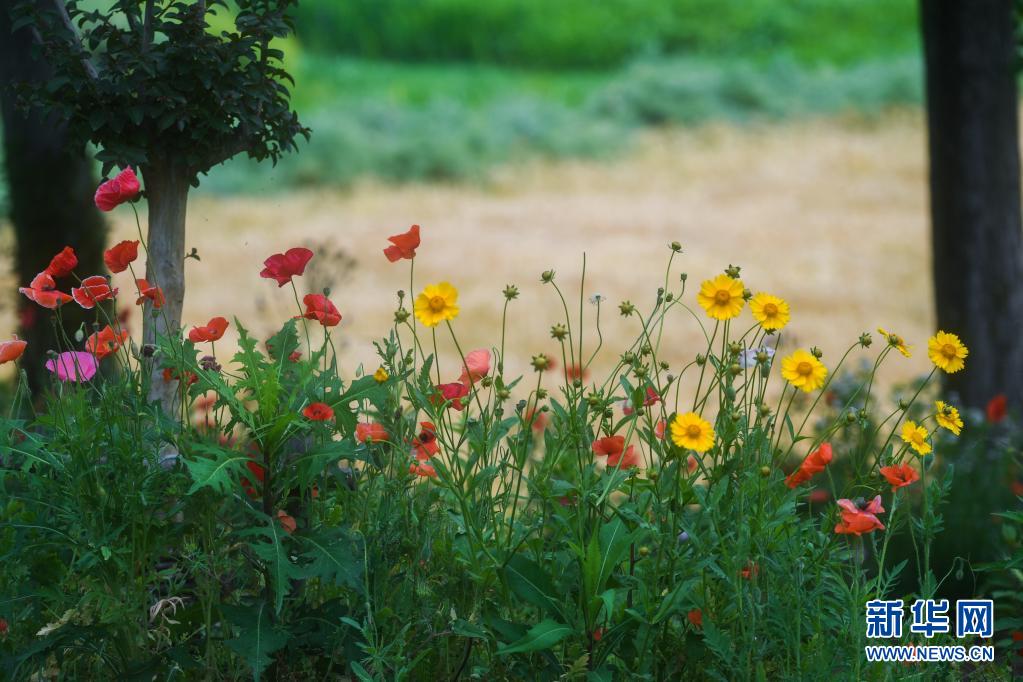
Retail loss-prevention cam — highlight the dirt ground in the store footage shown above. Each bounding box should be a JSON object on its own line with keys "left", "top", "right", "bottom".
{"left": 3, "top": 111, "right": 935, "bottom": 395}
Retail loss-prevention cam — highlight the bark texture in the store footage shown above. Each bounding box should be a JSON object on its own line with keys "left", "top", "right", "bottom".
{"left": 920, "top": 0, "right": 1023, "bottom": 409}
{"left": 0, "top": 0, "right": 106, "bottom": 393}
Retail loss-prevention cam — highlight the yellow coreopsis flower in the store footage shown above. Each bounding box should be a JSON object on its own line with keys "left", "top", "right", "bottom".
{"left": 900, "top": 420, "right": 932, "bottom": 455}
{"left": 373, "top": 366, "right": 389, "bottom": 383}
{"left": 877, "top": 327, "right": 912, "bottom": 358}
{"left": 697, "top": 274, "right": 745, "bottom": 321}
{"left": 414, "top": 282, "right": 460, "bottom": 327}
{"left": 934, "top": 400, "right": 963, "bottom": 436}
{"left": 750, "top": 293, "right": 790, "bottom": 330}
{"left": 927, "top": 331, "right": 968, "bottom": 373}
{"left": 670, "top": 412, "right": 715, "bottom": 453}
{"left": 780, "top": 349, "right": 828, "bottom": 392}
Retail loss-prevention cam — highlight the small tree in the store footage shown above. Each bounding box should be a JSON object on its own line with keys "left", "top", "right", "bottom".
{"left": 12, "top": 0, "right": 307, "bottom": 407}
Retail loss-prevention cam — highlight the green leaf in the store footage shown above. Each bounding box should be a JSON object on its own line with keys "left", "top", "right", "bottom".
{"left": 298, "top": 529, "right": 364, "bottom": 593}
{"left": 497, "top": 619, "right": 572, "bottom": 655}
{"left": 182, "top": 443, "right": 251, "bottom": 495}
{"left": 597, "top": 517, "right": 634, "bottom": 591}
{"left": 238, "top": 515, "right": 301, "bottom": 614}
{"left": 223, "top": 602, "right": 289, "bottom": 681}
{"left": 502, "top": 554, "right": 564, "bottom": 619}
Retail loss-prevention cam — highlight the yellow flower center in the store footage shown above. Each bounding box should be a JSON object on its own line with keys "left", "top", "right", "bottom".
{"left": 714, "top": 290, "right": 731, "bottom": 305}
{"left": 429, "top": 296, "right": 447, "bottom": 312}
{"left": 763, "top": 303, "right": 778, "bottom": 316}
{"left": 941, "top": 343, "right": 957, "bottom": 359}
{"left": 686, "top": 424, "right": 702, "bottom": 438}
{"left": 796, "top": 361, "right": 813, "bottom": 376}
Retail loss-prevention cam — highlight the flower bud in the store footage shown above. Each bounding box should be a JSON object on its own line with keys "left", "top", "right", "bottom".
{"left": 503, "top": 284, "right": 519, "bottom": 300}
{"left": 728, "top": 341, "right": 742, "bottom": 356}
{"left": 638, "top": 546, "right": 650, "bottom": 557}
{"left": 394, "top": 309, "right": 410, "bottom": 323}
{"left": 572, "top": 378, "right": 582, "bottom": 389}
{"left": 695, "top": 354, "right": 706, "bottom": 366}
{"left": 677, "top": 531, "right": 690, "bottom": 544}
{"left": 728, "top": 363, "right": 741, "bottom": 376}
{"left": 619, "top": 300, "right": 636, "bottom": 317}
{"left": 531, "top": 354, "right": 550, "bottom": 372}
{"left": 497, "top": 388, "right": 511, "bottom": 400}
{"left": 742, "top": 288, "right": 752, "bottom": 301}
{"left": 481, "top": 376, "right": 494, "bottom": 388}
{"left": 859, "top": 332, "right": 872, "bottom": 348}
{"left": 397, "top": 289, "right": 405, "bottom": 300}
{"left": 810, "top": 346, "right": 823, "bottom": 359}
{"left": 758, "top": 403, "right": 772, "bottom": 418}
{"left": 670, "top": 241, "right": 683, "bottom": 252}
{"left": 725, "top": 264, "right": 741, "bottom": 278}
{"left": 536, "top": 388, "right": 549, "bottom": 400}
{"left": 540, "top": 270, "right": 555, "bottom": 283}
{"left": 759, "top": 466, "right": 771, "bottom": 478}
{"left": 898, "top": 398, "right": 910, "bottom": 410}
{"left": 680, "top": 272, "right": 688, "bottom": 282}
{"left": 550, "top": 324, "right": 568, "bottom": 341}
{"left": 664, "top": 292, "right": 674, "bottom": 302}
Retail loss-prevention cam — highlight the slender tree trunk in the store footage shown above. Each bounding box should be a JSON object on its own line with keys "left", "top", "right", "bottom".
{"left": 1, "top": 0, "right": 106, "bottom": 393}
{"left": 920, "top": 0, "right": 1023, "bottom": 410}
{"left": 140, "top": 161, "right": 189, "bottom": 411}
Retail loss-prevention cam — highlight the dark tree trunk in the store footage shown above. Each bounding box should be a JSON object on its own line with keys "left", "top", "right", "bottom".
{"left": 0, "top": 0, "right": 106, "bottom": 393}
{"left": 140, "top": 161, "right": 189, "bottom": 412}
{"left": 920, "top": 0, "right": 1023, "bottom": 410}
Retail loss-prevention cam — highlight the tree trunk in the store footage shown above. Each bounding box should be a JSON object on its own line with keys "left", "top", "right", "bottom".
{"left": 140, "top": 161, "right": 189, "bottom": 412}
{"left": 1, "top": 0, "right": 107, "bottom": 394}
{"left": 920, "top": 0, "right": 1023, "bottom": 410}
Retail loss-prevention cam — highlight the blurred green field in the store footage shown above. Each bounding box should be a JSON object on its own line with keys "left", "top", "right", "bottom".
{"left": 0, "top": 0, "right": 925, "bottom": 203}
{"left": 292, "top": 0, "right": 919, "bottom": 68}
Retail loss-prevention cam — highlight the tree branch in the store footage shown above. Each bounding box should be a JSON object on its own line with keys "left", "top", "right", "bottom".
{"left": 49, "top": 0, "right": 98, "bottom": 81}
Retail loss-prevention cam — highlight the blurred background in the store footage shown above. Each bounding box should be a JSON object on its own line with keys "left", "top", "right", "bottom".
{"left": 0, "top": 0, "right": 936, "bottom": 387}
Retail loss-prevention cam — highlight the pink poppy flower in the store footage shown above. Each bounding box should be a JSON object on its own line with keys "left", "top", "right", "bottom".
{"left": 45, "top": 351, "right": 99, "bottom": 382}
{"left": 834, "top": 495, "right": 886, "bottom": 535}
{"left": 458, "top": 348, "right": 491, "bottom": 386}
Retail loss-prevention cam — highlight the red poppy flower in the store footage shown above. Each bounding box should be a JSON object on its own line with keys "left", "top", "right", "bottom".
{"left": 135, "top": 279, "right": 165, "bottom": 308}
{"left": 356, "top": 422, "right": 389, "bottom": 443}
{"left": 880, "top": 463, "right": 920, "bottom": 492}
{"left": 564, "top": 364, "right": 590, "bottom": 382}
{"left": 411, "top": 422, "right": 438, "bottom": 460}
{"left": 297, "top": 294, "right": 341, "bottom": 327}
{"left": 525, "top": 407, "right": 547, "bottom": 431}
{"left": 289, "top": 351, "right": 302, "bottom": 362}
{"left": 260, "top": 247, "right": 314, "bottom": 287}
{"left": 277, "top": 509, "right": 297, "bottom": 534}
{"left": 85, "top": 325, "right": 128, "bottom": 360}
{"left": 1012, "top": 480, "right": 1023, "bottom": 497}
{"left": 592, "top": 435, "right": 640, "bottom": 469}
{"left": 19, "top": 272, "right": 72, "bottom": 309}
{"left": 591, "top": 628, "right": 605, "bottom": 642}
{"left": 434, "top": 382, "right": 470, "bottom": 410}
{"left": 45, "top": 246, "right": 78, "bottom": 277}
{"left": 162, "top": 367, "right": 199, "bottom": 386}
{"left": 188, "top": 316, "right": 229, "bottom": 343}
{"left": 808, "top": 488, "right": 830, "bottom": 504}
{"left": 0, "top": 336, "right": 27, "bottom": 365}
{"left": 0, "top": 618, "right": 7, "bottom": 637}
{"left": 740, "top": 561, "right": 760, "bottom": 580}
{"left": 654, "top": 420, "right": 666, "bottom": 440}
{"left": 383, "top": 224, "right": 420, "bottom": 262}
{"left": 686, "top": 455, "right": 699, "bottom": 473}
{"left": 785, "top": 442, "right": 833, "bottom": 489}
{"left": 104, "top": 240, "right": 140, "bottom": 273}
{"left": 687, "top": 609, "right": 703, "bottom": 628}
{"left": 409, "top": 461, "right": 437, "bottom": 478}
{"left": 243, "top": 454, "right": 265, "bottom": 498}
{"left": 94, "top": 167, "right": 141, "bottom": 211}
{"left": 303, "top": 402, "right": 334, "bottom": 421}
{"left": 72, "top": 275, "right": 117, "bottom": 309}
{"left": 987, "top": 394, "right": 1007, "bottom": 423}
{"left": 834, "top": 496, "right": 886, "bottom": 535}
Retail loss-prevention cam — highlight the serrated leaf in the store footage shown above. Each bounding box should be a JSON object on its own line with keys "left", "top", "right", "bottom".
{"left": 223, "top": 602, "right": 289, "bottom": 681}
{"left": 238, "top": 516, "right": 301, "bottom": 614}
{"left": 182, "top": 443, "right": 251, "bottom": 495}
{"left": 297, "top": 529, "right": 363, "bottom": 593}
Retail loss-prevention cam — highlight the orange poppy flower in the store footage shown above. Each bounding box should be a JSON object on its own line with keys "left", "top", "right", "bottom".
{"left": 785, "top": 442, "right": 833, "bottom": 489}
{"left": 72, "top": 275, "right": 117, "bottom": 309}
{"left": 687, "top": 609, "right": 703, "bottom": 628}
{"left": 356, "top": 422, "right": 389, "bottom": 443}
{"left": 740, "top": 561, "right": 760, "bottom": 580}
{"left": 409, "top": 461, "right": 437, "bottom": 478}
{"left": 104, "top": 240, "right": 140, "bottom": 273}
{"left": 162, "top": 367, "right": 199, "bottom": 386}
{"left": 277, "top": 509, "right": 297, "bottom": 534}
{"left": 834, "top": 496, "right": 886, "bottom": 535}
{"left": 297, "top": 294, "right": 341, "bottom": 327}
{"left": 303, "top": 402, "right": 334, "bottom": 421}
{"left": 135, "top": 279, "right": 165, "bottom": 308}
{"left": 188, "top": 316, "right": 229, "bottom": 343}
{"left": 457, "top": 348, "right": 491, "bottom": 385}
{"left": 45, "top": 246, "right": 78, "bottom": 277}
{"left": 85, "top": 325, "right": 128, "bottom": 360}
{"left": 19, "top": 272, "right": 72, "bottom": 309}
{"left": 411, "top": 422, "right": 439, "bottom": 460}
{"left": 0, "top": 336, "right": 27, "bottom": 365}
{"left": 592, "top": 435, "right": 640, "bottom": 469}
{"left": 879, "top": 464, "right": 920, "bottom": 492}
{"left": 383, "top": 224, "right": 420, "bottom": 262}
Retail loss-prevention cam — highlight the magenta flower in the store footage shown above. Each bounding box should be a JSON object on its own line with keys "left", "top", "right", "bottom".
{"left": 46, "top": 351, "right": 99, "bottom": 382}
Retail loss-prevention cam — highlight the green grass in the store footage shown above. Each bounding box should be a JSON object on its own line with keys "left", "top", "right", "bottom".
{"left": 198, "top": 53, "right": 923, "bottom": 195}
{"left": 293, "top": 0, "right": 920, "bottom": 69}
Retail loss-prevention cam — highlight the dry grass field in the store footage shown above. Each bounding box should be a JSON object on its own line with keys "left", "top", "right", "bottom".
{"left": 4, "top": 111, "right": 934, "bottom": 393}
